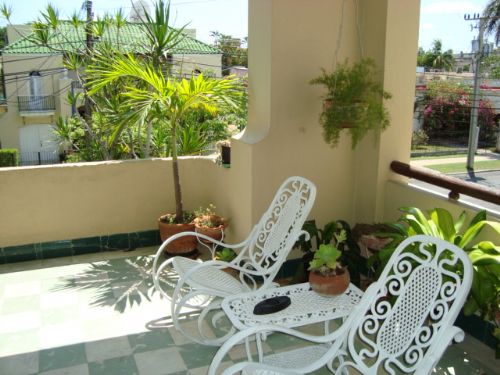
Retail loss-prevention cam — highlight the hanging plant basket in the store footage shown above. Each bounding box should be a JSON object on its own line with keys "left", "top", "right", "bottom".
{"left": 311, "top": 59, "right": 392, "bottom": 148}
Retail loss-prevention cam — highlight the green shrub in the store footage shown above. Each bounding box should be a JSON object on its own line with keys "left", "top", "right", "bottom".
{"left": 0, "top": 149, "right": 19, "bottom": 167}
{"left": 411, "top": 129, "right": 429, "bottom": 149}
{"left": 422, "top": 81, "right": 497, "bottom": 144}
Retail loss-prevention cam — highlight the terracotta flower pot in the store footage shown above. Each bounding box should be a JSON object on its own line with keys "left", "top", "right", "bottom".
{"left": 309, "top": 268, "right": 350, "bottom": 297}
{"left": 193, "top": 215, "right": 227, "bottom": 243}
{"left": 158, "top": 220, "right": 197, "bottom": 255}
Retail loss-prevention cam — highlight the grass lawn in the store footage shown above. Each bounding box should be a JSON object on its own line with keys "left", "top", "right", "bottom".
{"left": 426, "top": 160, "right": 500, "bottom": 174}
{"left": 411, "top": 153, "right": 468, "bottom": 160}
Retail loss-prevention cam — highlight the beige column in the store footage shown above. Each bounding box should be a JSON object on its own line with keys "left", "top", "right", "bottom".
{"left": 227, "top": 0, "right": 421, "bottom": 236}
{"left": 352, "top": 0, "right": 420, "bottom": 223}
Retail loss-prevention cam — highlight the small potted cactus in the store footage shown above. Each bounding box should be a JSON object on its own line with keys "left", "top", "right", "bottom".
{"left": 308, "top": 230, "right": 350, "bottom": 297}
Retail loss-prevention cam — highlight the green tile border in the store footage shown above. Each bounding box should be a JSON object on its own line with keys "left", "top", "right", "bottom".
{"left": 2, "top": 244, "right": 39, "bottom": 263}
{"left": 0, "top": 230, "right": 161, "bottom": 265}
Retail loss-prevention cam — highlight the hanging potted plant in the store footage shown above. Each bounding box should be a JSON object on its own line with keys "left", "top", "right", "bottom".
{"left": 308, "top": 229, "right": 350, "bottom": 297}
{"left": 310, "top": 58, "right": 392, "bottom": 149}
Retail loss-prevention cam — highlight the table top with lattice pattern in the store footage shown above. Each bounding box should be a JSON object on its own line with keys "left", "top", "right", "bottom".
{"left": 221, "top": 282, "right": 363, "bottom": 330}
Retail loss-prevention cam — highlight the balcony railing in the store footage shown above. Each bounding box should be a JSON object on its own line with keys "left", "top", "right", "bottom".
{"left": 18, "top": 95, "right": 56, "bottom": 113}
{"left": 391, "top": 161, "right": 500, "bottom": 205}
{"left": 19, "top": 151, "right": 61, "bottom": 166}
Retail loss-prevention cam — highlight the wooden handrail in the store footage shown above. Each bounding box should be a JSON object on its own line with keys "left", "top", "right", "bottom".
{"left": 390, "top": 161, "right": 500, "bottom": 205}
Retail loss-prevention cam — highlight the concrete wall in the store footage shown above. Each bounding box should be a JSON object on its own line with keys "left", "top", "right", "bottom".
{"left": 6, "top": 25, "right": 32, "bottom": 44}
{"left": 0, "top": 157, "right": 240, "bottom": 247}
{"left": 173, "top": 53, "right": 223, "bottom": 77}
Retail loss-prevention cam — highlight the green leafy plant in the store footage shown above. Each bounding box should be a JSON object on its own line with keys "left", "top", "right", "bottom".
{"left": 421, "top": 80, "right": 497, "bottom": 145}
{"left": 0, "top": 148, "right": 19, "bottom": 167}
{"left": 371, "top": 206, "right": 500, "bottom": 354}
{"left": 159, "top": 211, "right": 195, "bottom": 224}
{"left": 310, "top": 58, "right": 392, "bottom": 148}
{"left": 214, "top": 248, "right": 237, "bottom": 262}
{"left": 411, "top": 129, "right": 429, "bottom": 150}
{"left": 297, "top": 220, "right": 366, "bottom": 285}
{"left": 308, "top": 229, "right": 346, "bottom": 276}
{"left": 193, "top": 204, "right": 225, "bottom": 228}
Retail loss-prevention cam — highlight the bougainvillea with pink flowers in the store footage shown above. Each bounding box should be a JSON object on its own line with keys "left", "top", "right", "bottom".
{"left": 422, "top": 81, "right": 497, "bottom": 144}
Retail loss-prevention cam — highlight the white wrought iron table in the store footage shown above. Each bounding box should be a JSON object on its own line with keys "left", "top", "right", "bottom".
{"left": 220, "top": 282, "right": 363, "bottom": 360}
{"left": 222, "top": 282, "right": 363, "bottom": 331}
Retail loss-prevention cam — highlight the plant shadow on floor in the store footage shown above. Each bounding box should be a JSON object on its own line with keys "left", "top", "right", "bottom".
{"left": 52, "top": 255, "right": 172, "bottom": 313}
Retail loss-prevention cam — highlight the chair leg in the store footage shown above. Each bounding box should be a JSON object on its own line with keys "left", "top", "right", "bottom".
{"left": 172, "top": 291, "right": 236, "bottom": 346}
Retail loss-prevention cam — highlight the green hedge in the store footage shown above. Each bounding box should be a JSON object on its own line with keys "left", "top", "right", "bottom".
{"left": 0, "top": 149, "right": 19, "bottom": 167}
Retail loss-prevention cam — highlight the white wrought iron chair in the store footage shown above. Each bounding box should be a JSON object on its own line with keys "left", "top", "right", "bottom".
{"left": 152, "top": 176, "right": 317, "bottom": 346}
{"left": 208, "top": 234, "right": 473, "bottom": 375}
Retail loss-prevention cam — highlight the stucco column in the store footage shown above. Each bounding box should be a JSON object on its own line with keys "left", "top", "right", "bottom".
{"left": 242, "top": 0, "right": 362, "bottom": 227}
{"left": 234, "top": 0, "right": 420, "bottom": 234}
{"left": 352, "top": 0, "right": 420, "bottom": 223}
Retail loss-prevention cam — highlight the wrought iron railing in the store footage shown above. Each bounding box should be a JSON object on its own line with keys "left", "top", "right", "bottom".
{"left": 17, "top": 95, "right": 56, "bottom": 112}
{"left": 391, "top": 160, "right": 500, "bottom": 205}
{"left": 19, "top": 151, "right": 60, "bottom": 166}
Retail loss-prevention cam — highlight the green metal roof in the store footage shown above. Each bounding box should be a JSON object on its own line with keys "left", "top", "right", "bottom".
{"left": 3, "top": 23, "right": 220, "bottom": 55}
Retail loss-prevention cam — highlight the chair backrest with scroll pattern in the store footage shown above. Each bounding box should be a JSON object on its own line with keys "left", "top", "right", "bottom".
{"left": 339, "top": 235, "right": 473, "bottom": 375}
{"left": 240, "top": 176, "right": 316, "bottom": 286}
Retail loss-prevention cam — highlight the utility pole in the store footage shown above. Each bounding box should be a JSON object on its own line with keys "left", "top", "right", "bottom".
{"left": 85, "top": 0, "right": 93, "bottom": 53}
{"left": 464, "top": 13, "right": 485, "bottom": 171}
{"left": 84, "top": 0, "right": 93, "bottom": 139}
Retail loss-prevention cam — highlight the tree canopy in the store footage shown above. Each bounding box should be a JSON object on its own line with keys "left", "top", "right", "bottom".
{"left": 417, "top": 39, "right": 454, "bottom": 71}
{"left": 484, "top": 0, "right": 500, "bottom": 44}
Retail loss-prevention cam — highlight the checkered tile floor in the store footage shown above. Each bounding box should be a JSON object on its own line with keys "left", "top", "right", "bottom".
{"left": 0, "top": 248, "right": 497, "bottom": 375}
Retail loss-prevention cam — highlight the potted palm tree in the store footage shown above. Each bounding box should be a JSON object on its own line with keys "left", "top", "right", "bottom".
{"left": 310, "top": 58, "right": 392, "bottom": 148}
{"left": 86, "top": 1, "right": 243, "bottom": 255}
{"left": 308, "top": 229, "right": 350, "bottom": 297}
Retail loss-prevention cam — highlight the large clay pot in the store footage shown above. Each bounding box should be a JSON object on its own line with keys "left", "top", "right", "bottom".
{"left": 309, "top": 268, "right": 350, "bottom": 297}
{"left": 158, "top": 220, "right": 197, "bottom": 255}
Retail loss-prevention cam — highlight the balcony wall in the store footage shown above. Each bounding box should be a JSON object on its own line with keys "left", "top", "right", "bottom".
{"left": 0, "top": 157, "right": 244, "bottom": 248}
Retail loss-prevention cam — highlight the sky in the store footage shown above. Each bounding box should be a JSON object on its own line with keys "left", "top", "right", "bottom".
{"left": 419, "top": 0, "right": 493, "bottom": 53}
{"left": 0, "top": 0, "right": 495, "bottom": 53}
{"left": 0, "top": 0, "right": 249, "bottom": 44}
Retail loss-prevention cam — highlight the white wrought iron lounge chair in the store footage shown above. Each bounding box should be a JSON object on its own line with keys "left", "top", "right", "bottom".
{"left": 208, "top": 235, "right": 473, "bottom": 374}
{"left": 152, "top": 176, "right": 316, "bottom": 346}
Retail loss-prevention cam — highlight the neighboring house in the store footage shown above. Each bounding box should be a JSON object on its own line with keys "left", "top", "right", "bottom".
{"left": 229, "top": 66, "right": 248, "bottom": 78}
{"left": 453, "top": 51, "right": 474, "bottom": 73}
{"left": 0, "top": 23, "right": 222, "bottom": 166}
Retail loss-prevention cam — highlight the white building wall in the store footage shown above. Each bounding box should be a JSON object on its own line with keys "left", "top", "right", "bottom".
{"left": 172, "top": 54, "right": 223, "bottom": 78}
